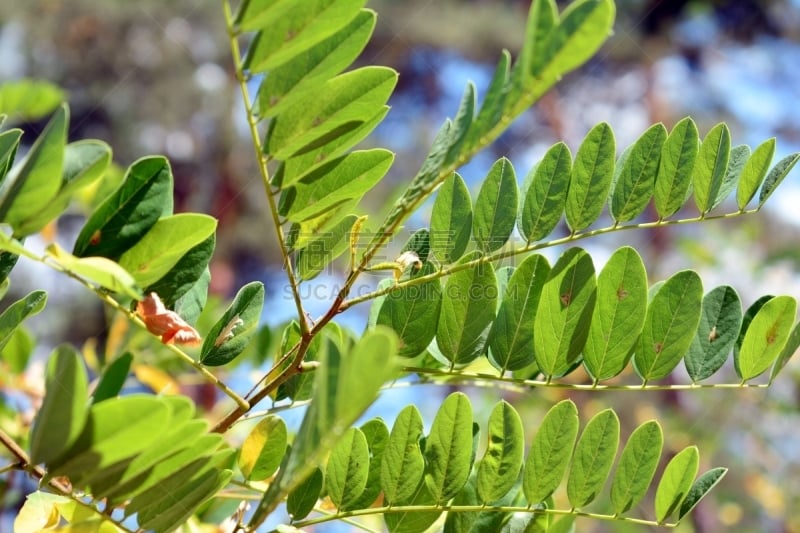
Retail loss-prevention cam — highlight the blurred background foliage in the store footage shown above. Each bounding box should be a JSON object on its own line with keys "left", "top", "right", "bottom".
{"left": 1, "top": 1, "right": 800, "bottom": 531}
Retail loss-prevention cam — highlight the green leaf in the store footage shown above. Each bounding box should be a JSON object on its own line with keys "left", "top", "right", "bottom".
{"left": 678, "top": 467, "right": 728, "bottom": 520}
{"left": 118, "top": 214, "right": 217, "bottom": 288}
{"left": 431, "top": 172, "right": 472, "bottom": 263}
{"left": 446, "top": 469, "right": 521, "bottom": 533}
{"left": 240, "top": 415, "right": 288, "bottom": 481}
{"left": 47, "top": 394, "right": 171, "bottom": 482}
{"left": 758, "top": 152, "right": 800, "bottom": 207}
{"left": 685, "top": 286, "right": 742, "bottom": 382}
{"left": 274, "top": 321, "right": 323, "bottom": 402}
{"left": 0, "top": 290, "right": 47, "bottom": 351}
{"left": 566, "top": 122, "right": 615, "bottom": 232}
{"left": 424, "top": 392, "right": 474, "bottom": 503}
{"left": 92, "top": 352, "right": 133, "bottom": 403}
{"left": 0, "top": 79, "right": 65, "bottom": 122}
{"left": 487, "top": 253, "right": 550, "bottom": 372}
{"left": 256, "top": 9, "right": 376, "bottom": 118}
{"left": 29, "top": 345, "right": 89, "bottom": 466}
{"left": 287, "top": 466, "right": 323, "bottom": 521}
{"left": 463, "top": 50, "right": 511, "bottom": 151}
{"left": 200, "top": 281, "right": 265, "bottom": 366}
{"left": 349, "top": 418, "right": 390, "bottom": 509}
{"left": 583, "top": 246, "right": 647, "bottom": 381}
{"left": 437, "top": 256, "right": 498, "bottom": 365}
{"left": 521, "top": 0, "right": 557, "bottom": 78}
{"left": 326, "top": 427, "right": 370, "bottom": 510}
{"left": 105, "top": 433, "right": 224, "bottom": 505}
{"left": 0, "top": 326, "right": 33, "bottom": 375}
{"left": 296, "top": 214, "right": 357, "bottom": 280}
{"left": 382, "top": 405, "right": 425, "bottom": 504}
{"left": 655, "top": 117, "right": 699, "bottom": 219}
{"left": 280, "top": 107, "right": 388, "bottom": 188}
{"left": 444, "top": 82, "right": 477, "bottom": 166}
{"left": 611, "top": 420, "right": 664, "bottom": 515}
{"left": 0, "top": 105, "right": 67, "bottom": 228}
{"left": 473, "top": 157, "right": 518, "bottom": 252}
{"left": 519, "top": 142, "right": 571, "bottom": 242}
{"left": 733, "top": 295, "right": 773, "bottom": 376}
{"left": 736, "top": 138, "right": 774, "bottom": 210}
{"left": 654, "top": 446, "right": 699, "bottom": 523}
{"left": 736, "top": 295, "right": 797, "bottom": 381}
{"left": 14, "top": 140, "right": 112, "bottom": 237}
{"left": 712, "top": 144, "right": 750, "bottom": 211}
{"left": 0, "top": 129, "right": 22, "bottom": 185}
{"left": 265, "top": 67, "right": 397, "bottom": 159}
{"left": 611, "top": 123, "right": 666, "bottom": 223}
{"left": 377, "top": 262, "right": 441, "bottom": 358}
{"left": 770, "top": 322, "right": 800, "bottom": 383}
{"left": 144, "top": 233, "right": 215, "bottom": 311}
{"left": 242, "top": 0, "right": 367, "bottom": 71}
{"left": 693, "top": 123, "right": 731, "bottom": 214}
{"left": 281, "top": 149, "right": 393, "bottom": 222}
{"left": 539, "top": 0, "right": 616, "bottom": 79}
{"left": 46, "top": 243, "right": 143, "bottom": 301}
{"left": 567, "top": 409, "right": 619, "bottom": 508}
{"left": 73, "top": 156, "right": 173, "bottom": 258}
{"left": 523, "top": 399, "right": 579, "bottom": 503}
{"left": 634, "top": 270, "right": 703, "bottom": 382}
{"left": 476, "top": 400, "right": 524, "bottom": 504}
{"left": 534, "top": 248, "right": 596, "bottom": 378}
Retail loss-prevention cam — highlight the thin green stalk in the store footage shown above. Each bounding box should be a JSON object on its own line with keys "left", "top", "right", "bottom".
{"left": 221, "top": 0, "right": 308, "bottom": 336}
{"left": 340, "top": 209, "right": 759, "bottom": 311}
{"left": 293, "top": 503, "right": 676, "bottom": 529}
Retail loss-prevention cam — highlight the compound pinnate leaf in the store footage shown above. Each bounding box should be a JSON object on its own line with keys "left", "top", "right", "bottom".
{"left": 487, "top": 253, "right": 550, "bottom": 372}
{"left": 523, "top": 399, "right": 579, "bottom": 503}
{"left": 611, "top": 123, "right": 666, "bottom": 223}
{"left": 534, "top": 248, "right": 596, "bottom": 378}
{"left": 655, "top": 446, "right": 699, "bottom": 523}
{"left": 29, "top": 345, "right": 89, "bottom": 466}
{"left": 381, "top": 405, "right": 425, "bottom": 504}
{"left": 377, "top": 262, "right": 441, "bottom": 358}
{"left": 567, "top": 409, "right": 620, "bottom": 508}
{"left": 239, "top": 415, "right": 288, "bottom": 481}
{"left": 736, "top": 138, "right": 775, "bottom": 210}
{"left": 74, "top": 156, "right": 173, "bottom": 259}
{"left": 473, "top": 157, "right": 518, "bottom": 253}
{"left": 634, "top": 270, "right": 703, "bottom": 382}
{"left": 736, "top": 295, "right": 797, "bottom": 381}
{"left": 430, "top": 172, "right": 472, "bottom": 263}
{"left": 655, "top": 117, "right": 699, "bottom": 219}
{"left": 476, "top": 400, "right": 524, "bottom": 504}
{"left": 693, "top": 123, "right": 731, "bottom": 214}
{"left": 566, "top": 122, "right": 615, "bottom": 232}
{"left": 611, "top": 421, "right": 663, "bottom": 515}
{"left": 519, "top": 142, "right": 571, "bottom": 243}
{"left": 685, "top": 286, "right": 742, "bottom": 382}
{"left": 326, "top": 427, "right": 370, "bottom": 510}
{"left": 437, "top": 255, "right": 498, "bottom": 365}
{"left": 583, "top": 246, "right": 647, "bottom": 381}
{"left": 200, "top": 281, "right": 265, "bottom": 367}
{"left": 424, "top": 392, "right": 474, "bottom": 504}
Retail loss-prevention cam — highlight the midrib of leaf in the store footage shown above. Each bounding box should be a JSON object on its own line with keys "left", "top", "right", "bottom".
{"left": 616, "top": 137, "right": 659, "bottom": 221}
{"left": 642, "top": 283, "right": 695, "bottom": 378}
{"left": 502, "top": 278, "right": 538, "bottom": 373}
{"left": 525, "top": 147, "right": 568, "bottom": 241}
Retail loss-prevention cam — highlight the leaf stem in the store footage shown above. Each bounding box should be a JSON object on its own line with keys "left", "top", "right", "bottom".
{"left": 340, "top": 209, "right": 759, "bottom": 310}
{"left": 293, "top": 503, "right": 676, "bottom": 529}
{"left": 221, "top": 0, "right": 308, "bottom": 336}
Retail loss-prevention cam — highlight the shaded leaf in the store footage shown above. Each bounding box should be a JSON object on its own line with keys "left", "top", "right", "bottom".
{"left": 200, "top": 281, "right": 265, "bottom": 366}
{"left": 92, "top": 352, "right": 133, "bottom": 403}
{"left": 758, "top": 152, "right": 800, "bottom": 207}
{"left": 0, "top": 290, "right": 47, "bottom": 352}
{"left": 296, "top": 214, "right": 357, "bottom": 280}
{"left": 287, "top": 466, "right": 323, "bottom": 521}
{"left": 685, "top": 286, "right": 742, "bottom": 382}
{"left": 678, "top": 467, "right": 728, "bottom": 520}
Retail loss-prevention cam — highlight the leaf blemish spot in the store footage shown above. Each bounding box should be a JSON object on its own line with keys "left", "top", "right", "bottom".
{"left": 560, "top": 291, "right": 572, "bottom": 306}
{"left": 617, "top": 285, "right": 628, "bottom": 300}
{"left": 214, "top": 315, "right": 244, "bottom": 347}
